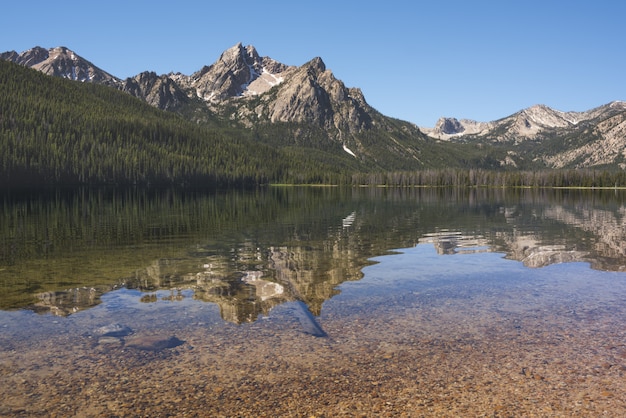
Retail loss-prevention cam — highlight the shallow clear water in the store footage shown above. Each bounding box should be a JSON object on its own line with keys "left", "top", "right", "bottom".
{"left": 2, "top": 187, "right": 626, "bottom": 416}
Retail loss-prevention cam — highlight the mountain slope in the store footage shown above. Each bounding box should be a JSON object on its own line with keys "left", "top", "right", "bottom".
{"left": 2, "top": 43, "right": 444, "bottom": 170}
{"left": 3, "top": 43, "right": 626, "bottom": 173}
{"left": 0, "top": 60, "right": 356, "bottom": 187}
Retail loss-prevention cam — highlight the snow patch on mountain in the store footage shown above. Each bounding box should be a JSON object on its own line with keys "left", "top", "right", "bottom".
{"left": 343, "top": 144, "right": 357, "bottom": 157}
{"left": 243, "top": 67, "right": 286, "bottom": 96}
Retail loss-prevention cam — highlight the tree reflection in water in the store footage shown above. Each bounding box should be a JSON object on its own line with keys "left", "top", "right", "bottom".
{"left": 2, "top": 186, "right": 626, "bottom": 324}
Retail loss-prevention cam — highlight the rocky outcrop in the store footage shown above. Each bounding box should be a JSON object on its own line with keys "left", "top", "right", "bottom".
{"left": 423, "top": 117, "right": 493, "bottom": 139}
{"left": 180, "top": 42, "right": 290, "bottom": 102}
{"left": 121, "top": 71, "right": 189, "bottom": 110}
{"left": 435, "top": 117, "right": 465, "bottom": 135}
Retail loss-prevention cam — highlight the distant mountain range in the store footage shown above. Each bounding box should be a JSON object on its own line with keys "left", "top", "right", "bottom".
{"left": 422, "top": 102, "right": 626, "bottom": 169}
{"left": 2, "top": 44, "right": 626, "bottom": 172}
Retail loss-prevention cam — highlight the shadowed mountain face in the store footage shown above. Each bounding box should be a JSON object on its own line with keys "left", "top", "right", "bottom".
{"left": 2, "top": 187, "right": 626, "bottom": 325}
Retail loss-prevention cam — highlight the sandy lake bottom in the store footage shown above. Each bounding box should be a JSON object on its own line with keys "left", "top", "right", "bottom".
{"left": 3, "top": 245, "right": 626, "bottom": 417}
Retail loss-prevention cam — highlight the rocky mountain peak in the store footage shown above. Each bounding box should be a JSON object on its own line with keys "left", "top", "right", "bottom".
{"left": 303, "top": 57, "right": 326, "bottom": 76}
{"left": 217, "top": 42, "right": 261, "bottom": 73}
{"left": 2, "top": 46, "right": 50, "bottom": 66}
{"left": 1, "top": 46, "right": 119, "bottom": 85}
{"left": 188, "top": 42, "right": 288, "bottom": 102}
{"left": 121, "top": 71, "right": 189, "bottom": 110}
{"left": 434, "top": 117, "right": 465, "bottom": 135}
{"left": 245, "top": 54, "right": 373, "bottom": 133}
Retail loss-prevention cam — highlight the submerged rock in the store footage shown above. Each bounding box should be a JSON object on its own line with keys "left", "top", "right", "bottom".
{"left": 125, "top": 335, "right": 185, "bottom": 351}
{"left": 97, "top": 336, "right": 124, "bottom": 347}
{"left": 93, "top": 323, "right": 133, "bottom": 338}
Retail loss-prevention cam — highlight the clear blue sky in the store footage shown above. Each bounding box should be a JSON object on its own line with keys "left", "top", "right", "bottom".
{"left": 2, "top": 1, "right": 624, "bottom": 127}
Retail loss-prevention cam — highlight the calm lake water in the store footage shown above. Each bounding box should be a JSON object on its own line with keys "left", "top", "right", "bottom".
{"left": 2, "top": 187, "right": 626, "bottom": 416}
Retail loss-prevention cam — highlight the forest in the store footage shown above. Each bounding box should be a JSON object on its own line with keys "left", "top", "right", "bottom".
{"left": 0, "top": 60, "right": 354, "bottom": 187}
{"left": 351, "top": 168, "right": 626, "bottom": 188}
{"left": 2, "top": 59, "right": 625, "bottom": 189}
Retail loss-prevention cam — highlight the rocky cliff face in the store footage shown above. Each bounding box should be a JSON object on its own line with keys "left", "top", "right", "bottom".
{"left": 121, "top": 71, "right": 189, "bottom": 110}
{"left": 182, "top": 43, "right": 289, "bottom": 102}
{"left": 234, "top": 56, "right": 373, "bottom": 132}
{"left": 424, "top": 117, "right": 493, "bottom": 139}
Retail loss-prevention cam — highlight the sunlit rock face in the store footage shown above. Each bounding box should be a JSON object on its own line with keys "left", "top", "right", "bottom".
{"left": 182, "top": 43, "right": 289, "bottom": 102}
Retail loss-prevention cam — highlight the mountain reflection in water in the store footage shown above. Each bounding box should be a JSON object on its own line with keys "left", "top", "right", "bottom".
{"left": 2, "top": 187, "right": 626, "bottom": 323}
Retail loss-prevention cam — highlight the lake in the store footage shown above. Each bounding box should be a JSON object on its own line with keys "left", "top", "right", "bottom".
{"left": 2, "top": 186, "right": 626, "bottom": 416}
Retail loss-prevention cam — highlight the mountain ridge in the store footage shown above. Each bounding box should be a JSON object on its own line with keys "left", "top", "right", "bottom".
{"left": 2, "top": 44, "right": 626, "bottom": 173}
{"left": 422, "top": 101, "right": 626, "bottom": 169}
{"left": 423, "top": 101, "right": 626, "bottom": 141}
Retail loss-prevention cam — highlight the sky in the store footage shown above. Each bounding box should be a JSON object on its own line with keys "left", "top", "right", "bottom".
{"left": 2, "top": 1, "right": 625, "bottom": 127}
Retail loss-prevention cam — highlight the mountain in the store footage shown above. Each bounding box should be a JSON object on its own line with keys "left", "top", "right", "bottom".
{"left": 421, "top": 101, "right": 626, "bottom": 142}
{"left": 1, "top": 43, "right": 386, "bottom": 135}
{"left": 130, "top": 43, "right": 380, "bottom": 135}
{"left": 0, "top": 59, "right": 330, "bottom": 187}
{"left": 423, "top": 102, "right": 626, "bottom": 169}
{"left": 0, "top": 46, "right": 119, "bottom": 86}
{"left": 120, "top": 71, "right": 190, "bottom": 110}
{"left": 423, "top": 102, "right": 626, "bottom": 141}
{"left": 540, "top": 104, "right": 626, "bottom": 168}
{"left": 175, "top": 43, "right": 289, "bottom": 103}
{"left": 3, "top": 43, "right": 626, "bottom": 176}
{"left": 117, "top": 43, "right": 449, "bottom": 170}
{"left": 4, "top": 43, "right": 448, "bottom": 171}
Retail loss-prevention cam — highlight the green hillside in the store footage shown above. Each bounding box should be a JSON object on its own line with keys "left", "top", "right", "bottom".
{"left": 0, "top": 60, "right": 365, "bottom": 187}
{"left": 6, "top": 58, "right": 619, "bottom": 189}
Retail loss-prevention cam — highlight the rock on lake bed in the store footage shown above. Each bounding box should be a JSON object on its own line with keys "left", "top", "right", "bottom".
{"left": 125, "top": 335, "right": 185, "bottom": 351}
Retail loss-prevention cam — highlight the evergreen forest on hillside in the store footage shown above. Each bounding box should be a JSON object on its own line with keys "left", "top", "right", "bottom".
{"left": 2, "top": 59, "right": 626, "bottom": 189}
{"left": 0, "top": 61, "right": 359, "bottom": 187}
